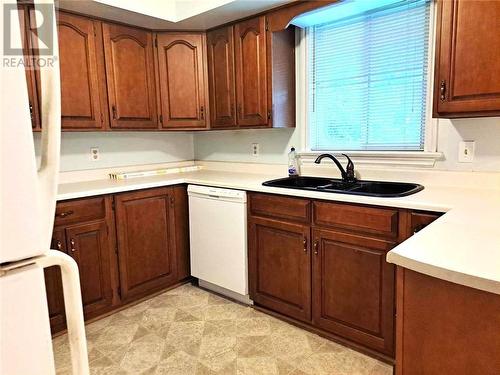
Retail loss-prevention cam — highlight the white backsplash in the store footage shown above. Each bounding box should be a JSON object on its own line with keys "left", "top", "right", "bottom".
{"left": 34, "top": 131, "right": 195, "bottom": 172}
{"left": 194, "top": 117, "right": 500, "bottom": 172}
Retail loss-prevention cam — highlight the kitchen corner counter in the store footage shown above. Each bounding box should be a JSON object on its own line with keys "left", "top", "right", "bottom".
{"left": 58, "top": 169, "right": 500, "bottom": 296}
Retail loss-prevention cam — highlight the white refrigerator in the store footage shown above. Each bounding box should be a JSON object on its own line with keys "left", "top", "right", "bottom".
{"left": 0, "top": 1, "right": 89, "bottom": 374}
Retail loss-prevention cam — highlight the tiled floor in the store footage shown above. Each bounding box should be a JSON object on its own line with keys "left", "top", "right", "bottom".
{"left": 54, "top": 283, "right": 393, "bottom": 375}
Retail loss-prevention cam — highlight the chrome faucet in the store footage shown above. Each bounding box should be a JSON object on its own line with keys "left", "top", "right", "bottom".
{"left": 314, "top": 154, "right": 357, "bottom": 183}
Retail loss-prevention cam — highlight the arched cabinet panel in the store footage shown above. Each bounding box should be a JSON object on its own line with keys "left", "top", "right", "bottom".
{"left": 56, "top": 13, "right": 107, "bottom": 129}
{"left": 234, "top": 16, "right": 268, "bottom": 127}
{"left": 103, "top": 23, "right": 158, "bottom": 129}
{"left": 156, "top": 33, "right": 208, "bottom": 129}
{"left": 207, "top": 26, "right": 237, "bottom": 128}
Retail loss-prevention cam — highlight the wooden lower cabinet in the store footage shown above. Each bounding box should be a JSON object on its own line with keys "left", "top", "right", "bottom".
{"left": 65, "top": 221, "right": 114, "bottom": 318}
{"left": 248, "top": 217, "right": 311, "bottom": 322}
{"left": 46, "top": 230, "right": 68, "bottom": 334}
{"left": 312, "top": 229, "right": 396, "bottom": 356}
{"left": 248, "top": 193, "right": 444, "bottom": 361}
{"left": 45, "top": 185, "right": 190, "bottom": 334}
{"left": 396, "top": 268, "right": 500, "bottom": 375}
{"left": 47, "top": 221, "right": 114, "bottom": 333}
{"left": 409, "top": 211, "right": 442, "bottom": 235}
{"left": 114, "top": 187, "right": 178, "bottom": 302}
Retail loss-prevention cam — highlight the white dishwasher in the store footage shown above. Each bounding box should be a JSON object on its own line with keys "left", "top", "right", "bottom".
{"left": 188, "top": 185, "right": 251, "bottom": 304}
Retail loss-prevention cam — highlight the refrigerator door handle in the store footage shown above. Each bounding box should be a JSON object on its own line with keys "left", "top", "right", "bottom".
{"left": 33, "top": 0, "right": 62, "bottom": 249}
{"left": 35, "top": 251, "right": 89, "bottom": 375}
{"left": 0, "top": 250, "right": 89, "bottom": 375}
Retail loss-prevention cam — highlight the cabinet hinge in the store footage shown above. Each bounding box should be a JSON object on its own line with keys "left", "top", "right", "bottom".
{"left": 265, "top": 18, "right": 269, "bottom": 31}
{"left": 155, "top": 37, "right": 158, "bottom": 48}
{"left": 159, "top": 114, "right": 163, "bottom": 124}
{"left": 169, "top": 196, "right": 175, "bottom": 207}
{"left": 111, "top": 200, "right": 115, "bottom": 210}
{"left": 267, "top": 110, "right": 272, "bottom": 120}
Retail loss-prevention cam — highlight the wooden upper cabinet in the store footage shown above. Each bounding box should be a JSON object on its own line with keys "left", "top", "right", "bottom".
{"left": 207, "top": 26, "right": 237, "bottom": 128}
{"left": 56, "top": 13, "right": 108, "bottom": 130}
{"left": 156, "top": 33, "right": 208, "bottom": 129}
{"left": 114, "top": 187, "right": 178, "bottom": 302}
{"left": 102, "top": 23, "right": 158, "bottom": 129}
{"left": 234, "top": 16, "right": 268, "bottom": 127}
{"left": 434, "top": 0, "right": 500, "bottom": 117}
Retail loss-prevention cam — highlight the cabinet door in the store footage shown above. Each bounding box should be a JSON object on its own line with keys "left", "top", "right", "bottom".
{"left": 102, "top": 23, "right": 158, "bottom": 129}
{"left": 248, "top": 217, "right": 311, "bottom": 322}
{"left": 18, "top": 5, "right": 40, "bottom": 130}
{"left": 65, "top": 221, "right": 113, "bottom": 318}
{"left": 156, "top": 33, "right": 208, "bottom": 129}
{"left": 434, "top": 0, "right": 500, "bottom": 116}
{"left": 45, "top": 229, "right": 67, "bottom": 334}
{"left": 312, "top": 229, "right": 395, "bottom": 356}
{"left": 114, "top": 188, "right": 177, "bottom": 302}
{"left": 56, "top": 13, "right": 107, "bottom": 130}
{"left": 207, "top": 26, "right": 237, "bottom": 128}
{"left": 234, "top": 16, "right": 268, "bottom": 127}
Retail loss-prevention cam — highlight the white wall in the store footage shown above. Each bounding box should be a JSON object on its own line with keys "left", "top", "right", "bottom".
{"left": 193, "top": 117, "right": 500, "bottom": 172}
{"left": 34, "top": 132, "right": 194, "bottom": 172}
{"left": 194, "top": 128, "right": 299, "bottom": 164}
{"left": 435, "top": 117, "right": 500, "bottom": 172}
{"left": 42, "top": 117, "right": 500, "bottom": 173}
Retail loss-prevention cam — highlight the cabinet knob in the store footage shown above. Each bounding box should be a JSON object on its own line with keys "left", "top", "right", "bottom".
{"left": 413, "top": 224, "right": 426, "bottom": 234}
{"left": 56, "top": 210, "right": 74, "bottom": 218}
{"left": 313, "top": 240, "right": 319, "bottom": 255}
{"left": 303, "top": 237, "right": 307, "bottom": 253}
{"left": 200, "top": 106, "right": 205, "bottom": 120}
{"left": 112, "top": 105, "right": 117, "bottom": 119}
{"left": 70, "top": 238, "right": 76, "bottom": 252}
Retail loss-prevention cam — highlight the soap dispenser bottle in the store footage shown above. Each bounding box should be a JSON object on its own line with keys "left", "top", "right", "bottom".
{"left": 288, "top": 147, "right": 300, "bottom": 177}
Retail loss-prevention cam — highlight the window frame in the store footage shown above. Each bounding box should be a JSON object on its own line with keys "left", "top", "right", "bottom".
{"left": 296, "top": 0, "right": 442, "bottom": 168}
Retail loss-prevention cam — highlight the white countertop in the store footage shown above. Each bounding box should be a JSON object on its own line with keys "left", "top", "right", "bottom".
{"left": 58, "top": 169, "right": 500, "bottom": 296}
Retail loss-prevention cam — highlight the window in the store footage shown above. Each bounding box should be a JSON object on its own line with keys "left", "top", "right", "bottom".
{"left": 307, "top": 0, "right": 432, "bottom": 152}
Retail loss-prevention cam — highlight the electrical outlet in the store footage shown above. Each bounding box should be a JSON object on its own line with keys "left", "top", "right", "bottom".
{"left": 90, "top": 147, "right": 100, "bottom": 161}
{"left": 458, "top": 141, "right": 474, "bottom": 163}
{"left": 252, "top": 143, "right": 260, "bottom": 157}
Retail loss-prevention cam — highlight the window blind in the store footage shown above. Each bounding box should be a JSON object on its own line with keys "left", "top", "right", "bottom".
{"left": 308, "top": 0, "right": 431, "bottom": 151}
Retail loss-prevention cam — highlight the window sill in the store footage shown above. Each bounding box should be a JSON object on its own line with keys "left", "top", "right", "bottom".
{"left": 298, "top": 151, "right": 443, "bottom": 168}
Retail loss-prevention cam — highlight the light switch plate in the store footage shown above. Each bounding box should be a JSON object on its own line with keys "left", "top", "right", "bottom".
{"left": 458, "top": 141, "right": 475, "bottom": 163}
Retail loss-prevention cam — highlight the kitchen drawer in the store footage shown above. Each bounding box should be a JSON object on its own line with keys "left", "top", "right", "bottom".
{"left": 55, "top": 196, "right": 106, "bottom": 226}
{"left": 409, "top": 211, "right": 442, "bottom": 235}
{"left": 313, "top": 201, "right": 399, "bottom": 238}
{"left": 249, "top": 193, "right": 311, "bottom": 223}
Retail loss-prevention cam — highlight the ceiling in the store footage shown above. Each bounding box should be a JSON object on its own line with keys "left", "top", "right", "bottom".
{"left": 58, "top": 0, "right": 298, "bottom": 30}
